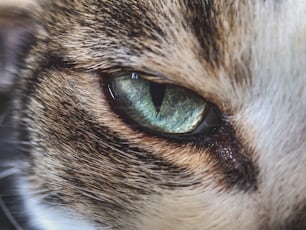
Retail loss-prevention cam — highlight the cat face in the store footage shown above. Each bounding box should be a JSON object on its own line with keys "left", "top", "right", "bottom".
{"left": 8, "top": 0, "right": 306, "bottom": 229}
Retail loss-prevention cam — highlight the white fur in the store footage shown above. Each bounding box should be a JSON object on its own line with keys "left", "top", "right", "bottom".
{"left": 17, "top": 176, "right": 98, "bottom": 230}
{"left": 242, "top": 0, "right": 306, "bottom": 224}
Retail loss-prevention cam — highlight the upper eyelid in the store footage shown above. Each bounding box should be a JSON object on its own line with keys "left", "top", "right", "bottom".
{"left": 101, "top": 68, "right": 173, "bottom": 85}
{"left": 100, "top": 68, "right": 213, "bottom": 104}
{"left": 102, "top": 69, "right": 215, "bottom": 106}
{"left": 139, "top": 74, "right": 170, "bottom": 84}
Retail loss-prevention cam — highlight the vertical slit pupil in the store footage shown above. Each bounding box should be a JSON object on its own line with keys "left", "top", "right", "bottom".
{"left": 149, "top": 82, "right": 166, "bottom": 113}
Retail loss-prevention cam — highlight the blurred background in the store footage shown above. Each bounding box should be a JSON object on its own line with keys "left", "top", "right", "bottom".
{"left": 0, "top": 0, "right": 34, "bottom": 94}
{"left": 0, "top": 1, "right": 35, "bottom": 229}
{"left": 0, "top": 0, "right": 34, "bottom": 158}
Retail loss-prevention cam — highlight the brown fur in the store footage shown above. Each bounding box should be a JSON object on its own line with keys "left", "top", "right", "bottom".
{"left": 6, "top": 0, "right": 306, "bottom": 229}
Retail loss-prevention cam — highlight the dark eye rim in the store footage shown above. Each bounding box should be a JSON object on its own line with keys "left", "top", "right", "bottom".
{"left": 103, "top": 71, "right": 224, "bottom": 142}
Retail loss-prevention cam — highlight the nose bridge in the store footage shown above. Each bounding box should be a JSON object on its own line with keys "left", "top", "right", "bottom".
{"left": 248, "top": 1, "right": 306, "bottom": 226}
{"left": 250, "top": 0, "right": 306, "bottom": 177}
{"left": 248, "top": 70, "right": 306, "bottom": 228}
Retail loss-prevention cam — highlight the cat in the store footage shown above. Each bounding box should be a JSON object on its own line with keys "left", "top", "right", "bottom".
{"left": 0, "top": 0, "right": 305, "bottom": 229}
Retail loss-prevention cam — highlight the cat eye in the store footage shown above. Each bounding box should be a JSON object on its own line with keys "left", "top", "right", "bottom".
{"left": 107, "top": 72, "right": 221, "bottom": 136}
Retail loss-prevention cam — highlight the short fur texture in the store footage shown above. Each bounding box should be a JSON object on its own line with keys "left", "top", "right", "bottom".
{"left": 2, "top": 0, "right": 306, "bottom": 229}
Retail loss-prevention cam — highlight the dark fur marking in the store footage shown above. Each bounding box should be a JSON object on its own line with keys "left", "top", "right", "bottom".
{"left": 182, "top": 0, "right": 220, "bottom": 62}
{"left": 17, "top": 54, "right": 75, "bottom": 157}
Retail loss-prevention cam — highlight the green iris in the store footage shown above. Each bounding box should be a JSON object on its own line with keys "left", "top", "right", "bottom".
{"left": 109, "top": 73, "right": 209, "bottom": 134}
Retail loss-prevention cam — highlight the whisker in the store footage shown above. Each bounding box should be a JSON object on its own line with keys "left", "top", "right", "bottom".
{"left": 1, "top": 189, "right": 51, "bottom": 199}
{"left": 0, "top": 168, "right": 19, "bottom": 180}
{"left": 1, "top": 140, "right": 37, "bottom": 146}
{"left": 0, "top": 197, "right": 24, "bottom": 230}
{"left": 23, "top": 190, "right": 51, "bottom": 198}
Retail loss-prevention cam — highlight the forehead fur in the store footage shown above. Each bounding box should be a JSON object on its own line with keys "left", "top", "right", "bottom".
{"left": 34, "top": 0, "right": 253, "bottom": 113}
